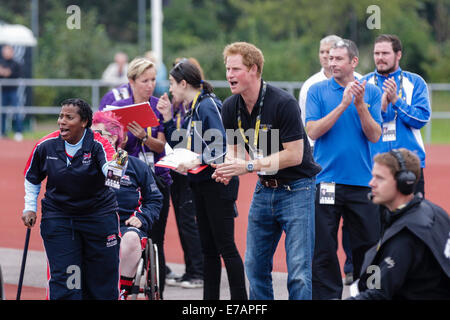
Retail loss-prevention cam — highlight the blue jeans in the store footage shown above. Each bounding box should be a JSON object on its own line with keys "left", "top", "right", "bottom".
{"left": 1, "top": 89, "right": 21, "bottom": 135}
{"left": 245, "top": 177, "right": 315, "bottom": 300}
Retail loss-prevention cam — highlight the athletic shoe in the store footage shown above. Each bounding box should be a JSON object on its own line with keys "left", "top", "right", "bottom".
{"left": 166, "top": 272, "right": 185, "bottom": 286}
{"left": 166, "top": 266, "right": 181, "bottom": 280}
{"left": 180, "top": 278, "right": 204, "bottom": 289}
{"left": 14, "top": 132, "right": 23, "bottom": 142}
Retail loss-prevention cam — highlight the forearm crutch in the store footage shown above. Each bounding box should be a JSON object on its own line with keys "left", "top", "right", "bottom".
{"left": 16, "top": 227, "right": 31, "bottom": 300}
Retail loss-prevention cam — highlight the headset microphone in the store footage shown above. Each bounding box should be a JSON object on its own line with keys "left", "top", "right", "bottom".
{"left": 390, "top": 149, "right": 417, "bottom": 195}
{"left": 367, "top": 192, "right": 374, "bottom": 201}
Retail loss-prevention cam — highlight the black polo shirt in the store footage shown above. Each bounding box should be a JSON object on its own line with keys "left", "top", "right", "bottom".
{"left": 222, "top": 80, "right": 321, "bottom": 181}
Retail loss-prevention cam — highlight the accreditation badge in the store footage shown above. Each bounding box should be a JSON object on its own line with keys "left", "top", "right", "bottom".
{"left": 105, "top": 163, "right": 124, "bottom": 189}
{"left": 382, "top": 120, "right": 396, "bottom": 142}
{"left": 319, "top": 182, "right": 335, "bottom": 205}
{"left": 139, "top": 151, "right": 155, "bottom": 172}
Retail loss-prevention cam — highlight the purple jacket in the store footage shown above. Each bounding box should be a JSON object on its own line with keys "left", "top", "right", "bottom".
{"left": 111, "top": 95, "right": 172, "bottom": 185}
{"left": 99, "top": 84, "right": 133, "bottom": 111}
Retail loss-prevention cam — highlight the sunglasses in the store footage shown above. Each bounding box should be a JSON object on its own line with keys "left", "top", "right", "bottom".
{"left": 172, "top": 58, "right": 188, "bottom": 67}
{"left": 94, "top": 129, "right": 112, "bottom": 138}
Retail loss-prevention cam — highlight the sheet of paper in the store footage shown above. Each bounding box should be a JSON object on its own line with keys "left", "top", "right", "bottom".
{"left": 155, "top": 148, "right": 207, "bottom": 174}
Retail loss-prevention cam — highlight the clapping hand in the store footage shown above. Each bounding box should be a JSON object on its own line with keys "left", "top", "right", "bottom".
{"left": 349, "top": 80, "right": 367, "bottom": 108}
{"left": 382, "top": 78, "right": 399, "bottom": 105}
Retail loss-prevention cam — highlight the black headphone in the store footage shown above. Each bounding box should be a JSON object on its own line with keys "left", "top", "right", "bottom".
{"left": 390, "top": 149, "right": 417, "bottom": 195}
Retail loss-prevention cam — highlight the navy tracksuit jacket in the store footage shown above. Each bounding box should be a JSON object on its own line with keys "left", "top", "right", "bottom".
{"left": 24, "top": 129, "right": 121, "bottom": 300}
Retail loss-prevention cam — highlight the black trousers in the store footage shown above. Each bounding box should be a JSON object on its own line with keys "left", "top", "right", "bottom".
{"left": 170, "top": 171, "right": 203, "bottom": 279}
{"left": 312, "top": 184, "right": 381, "bottom": 300}
{"left": 149, "top": 178, "right": 170, "bottom": 299}
{"left": 190, "top": 178, "right": 247, "bottom": 300}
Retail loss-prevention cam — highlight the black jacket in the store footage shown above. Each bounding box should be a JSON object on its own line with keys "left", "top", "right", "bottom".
{"left": 351, "top": 196, "right": 450, "bottom": 300}
{"left": 115, "top": 156, "right": 163, "bottom": 232}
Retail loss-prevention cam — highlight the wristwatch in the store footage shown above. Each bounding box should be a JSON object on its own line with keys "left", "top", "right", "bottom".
{"left": 142, "top": 134, "right": 148, "bottom": 143}
{"left": 246, "top": 161, "right": 254, "bottom": 173}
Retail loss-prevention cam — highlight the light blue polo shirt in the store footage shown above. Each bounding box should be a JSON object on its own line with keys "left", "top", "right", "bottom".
{"left": 305, "top": 77, "right": 382, "bottom": 187}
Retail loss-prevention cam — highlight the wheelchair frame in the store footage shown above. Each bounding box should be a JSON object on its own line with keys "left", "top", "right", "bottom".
{"left": 0, "top": 265, "right": 4, "bottom": 300}
{"left": 130, "top": 238, "right": 160, "bottom": 300}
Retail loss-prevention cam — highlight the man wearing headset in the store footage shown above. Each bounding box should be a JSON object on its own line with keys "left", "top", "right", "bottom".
{"left": 349, "top": 148, "right": 450, "bottom": 300}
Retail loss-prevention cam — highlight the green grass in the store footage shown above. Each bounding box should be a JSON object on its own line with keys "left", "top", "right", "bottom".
{"left": 422, "top": 90, "right": 450, "bottom": 144}
{"left": 422, "top": 119, "right": 450, "bottom": 144}
{"left": 431, "top": 90, "right": 450, "bottom": 112}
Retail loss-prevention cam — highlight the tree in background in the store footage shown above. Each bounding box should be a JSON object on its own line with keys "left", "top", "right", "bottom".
{"left": 1, "top": 0, "right": 448, "bottom": 86}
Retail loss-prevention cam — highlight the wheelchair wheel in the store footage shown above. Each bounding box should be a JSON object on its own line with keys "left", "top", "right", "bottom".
{"left": 130, "top": 256, "right": 145, "bottom": 300}
{"left": 144, "top": 239, "right": 160, "bottom": 300}
{"left": 0, "top": 265, "right": 4, "bottom": 300}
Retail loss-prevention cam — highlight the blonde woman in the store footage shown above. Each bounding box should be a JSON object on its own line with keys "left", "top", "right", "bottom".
{"left": 110, "top": 57, "right": 172, "bottom": 298}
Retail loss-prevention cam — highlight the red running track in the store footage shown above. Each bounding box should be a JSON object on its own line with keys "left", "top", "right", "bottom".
{"left": 1, "top": 139, "right": 449, "bottom": 299}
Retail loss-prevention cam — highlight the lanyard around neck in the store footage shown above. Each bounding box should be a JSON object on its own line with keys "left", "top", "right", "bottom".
{"left": 186, "top": 91, "right": 202, "bottom": 150}
{"left": 237, "top": 81, "right": 267, "bottom": 153}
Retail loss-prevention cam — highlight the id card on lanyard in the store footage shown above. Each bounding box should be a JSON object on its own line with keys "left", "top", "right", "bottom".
{"left": 382, "top": 116, "right": 397, "bottom": 142}
{"left": 105, "top": 162, "right": 126, "bottom": 189}
{"left": 139, "top": 128, "right": 156, "bottom": 172}
{"left": 237, "top": 81, "right": 267, "bottom": 174}
{"left": 375, "top": 73, "right": 404, "bottom": 143}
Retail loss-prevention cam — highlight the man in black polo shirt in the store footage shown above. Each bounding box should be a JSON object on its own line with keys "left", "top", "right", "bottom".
{"left": 212, "top": 42, "right": 321, "bottom": 300}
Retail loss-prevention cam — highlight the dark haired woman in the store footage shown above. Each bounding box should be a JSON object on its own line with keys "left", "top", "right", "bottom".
{"left": 157, "top": 61, "right": 247, "bottom": 300}
{"left": 22, "top": 98, "right": 121, "bottom": 300}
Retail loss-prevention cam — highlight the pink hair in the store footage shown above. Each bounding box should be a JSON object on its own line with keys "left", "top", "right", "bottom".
{"left": 92, "top": 111, "right": 124, "bottom": 149}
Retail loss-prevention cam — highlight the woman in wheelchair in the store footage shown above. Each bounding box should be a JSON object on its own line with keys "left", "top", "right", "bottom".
{"left": 92, "top": 111, "right": 163, "bottom": 300}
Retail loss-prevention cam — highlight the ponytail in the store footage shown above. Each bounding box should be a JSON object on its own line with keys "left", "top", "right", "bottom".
{"left": 201, "top": 79, "right": 213, "bottom": 94}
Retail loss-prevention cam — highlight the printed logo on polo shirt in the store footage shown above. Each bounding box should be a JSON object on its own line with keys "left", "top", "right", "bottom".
{"left": 259, "top": 124, "right": 272, "bottom": 132}
{"left": 384, "top": 256, "right": 395, "bottom": 268}
{"left": 106, "top": 234, "right": 118, "bottom": 247}
{"left": 120, "top": 174, "right": 132, "bottom": 186}
{"left": 82, "top": 152, "right": 92, "bottom": 165}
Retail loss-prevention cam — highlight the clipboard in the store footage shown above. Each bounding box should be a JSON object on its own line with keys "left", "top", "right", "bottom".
{"left": 103, "top": 102, "right": 159, "bottom": 128}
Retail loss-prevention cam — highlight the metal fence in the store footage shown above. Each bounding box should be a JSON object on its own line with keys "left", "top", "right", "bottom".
{"left": 1, "top": 78, "right": 449, "bottom": 143}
